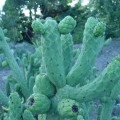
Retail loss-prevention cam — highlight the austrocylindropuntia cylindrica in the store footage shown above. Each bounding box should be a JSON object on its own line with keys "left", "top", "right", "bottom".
{"left": 0, "top": 15, "right": 120, "bottom": 119}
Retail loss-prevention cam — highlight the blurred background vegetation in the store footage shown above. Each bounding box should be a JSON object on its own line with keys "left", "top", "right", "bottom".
{"left": 0, "top": 0, "right": 120, "bottom": 43}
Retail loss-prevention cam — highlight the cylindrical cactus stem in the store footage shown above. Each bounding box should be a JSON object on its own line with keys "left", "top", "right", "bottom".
{"left": 97, "top": 105, "right": 102, "bottom": 120}
{"left": 41, "top": 19, "right": 66, "bottom": 88}
{"left": 100, "top": 100, "right": 115, "bottom": 120}
{"left": 23, "top": 110, "right": 35, "bottom": 120}
{"left": 8, "top": 92, "right": 23, "bottom": 120}
{"left": 61, "top": 33, "right": 73, "bottom": 76}
{"left": 28, "top": 76, "right": 35, "bottom": 94}
{"left": 0, "top": 28, "right": 30, "bottom": 99}
{"left": 0, "top": 90, "right": 8, "bottom": 106}
{"left": 66, "top": 17, "right": 106, "bottom": 86}
{"left": 110, "top": 56, "right": 120, "bottom": 99}
{"left": 57, "top": 57, "right": 120, "bottom": 102}
{"left": 5, "top": 80, "right": 11, "bottom": 96}
{"left": 40, "top": 51, "right": 46, "bottom": 74}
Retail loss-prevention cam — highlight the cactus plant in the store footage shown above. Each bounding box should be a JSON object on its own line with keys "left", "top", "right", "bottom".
{"left": 0, "top": 15, "right": 120, "bottom": 120}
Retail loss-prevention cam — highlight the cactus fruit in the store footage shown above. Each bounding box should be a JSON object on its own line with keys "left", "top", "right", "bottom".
{"left": 26, "top": 93, "right": 51, "bottom": 115}
{"left": 58, "top": 16, "right": 76, "bottom": 34}
{"left": 33, "top": 74, "right": 56, "bottom": 97}
{"left": 93, "top": 22, "right": 106, "bottom": 37}
{"left": 57, "top": 99, "right": 79, "bottom": 118}
{"left": 32, "top": 19, "right": 45, "bottom": 34}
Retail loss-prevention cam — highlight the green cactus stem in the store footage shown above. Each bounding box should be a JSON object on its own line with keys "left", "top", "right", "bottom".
{"left": 61, "top": 34, "right": 73, "bottom": 76}
{"left": 0, "top": 28, "right": 30, "bottom": 99}
{"left": 5, "top": 80, "right": 11, "bottom": 96}
{"left": 8, "top": 92, "right": 23, "bottom": 120}
{"left": 100, "top": 100, "right": 115, "bottom": 120}
{"left": 23, "top": 110, "right": 35, "bottom": 120}
{"left": 66, "top": 17, "right": 105, "bottom": 86}
{"left": 110, "top": 58, "right": 120, "bottom": 99}
{"left": 0, "top": 90, "right": 8, "bottom": 106}
{"left": 41, "top": 19, "right": 66, "bottom": 88}
{"left": 57, "top": 57, "right": 120, "bottom": 102}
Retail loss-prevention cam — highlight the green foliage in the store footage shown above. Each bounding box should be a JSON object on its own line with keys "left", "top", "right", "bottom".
{"left": 1, "top": 0, "right": 90, "bottom": 43}
{"left": 2, "top": 0, "right": 20, "bottom": 41}
{"left": 90, "top": 0, "right": 120, "bottom": 38}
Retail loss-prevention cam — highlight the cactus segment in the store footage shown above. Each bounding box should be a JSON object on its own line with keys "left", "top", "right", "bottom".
{"left": 41, "top": 19, "right": 65, "bottom": 88}
{"left": 57, "top": 58, "right": 120, "bottom": 102}
{"left": 66, "top": 17, "right": 105, "bottom": 86}
{"left": 61, "top": 34, "right": 73, "bottom": 76}
{"left": 0, "top": 28, "right": 30, "bottom": 98}
{"left": 8, "top": 92, "right": 23, "bottom": 120}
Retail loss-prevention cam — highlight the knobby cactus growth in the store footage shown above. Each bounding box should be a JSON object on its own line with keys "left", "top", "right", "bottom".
{"left": 0, "top": 16, "right": 120, "bottom": 119}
